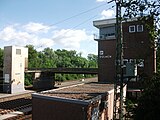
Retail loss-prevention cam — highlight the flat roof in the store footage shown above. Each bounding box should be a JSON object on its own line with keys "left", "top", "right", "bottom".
{"left": 36, "top": 82, "right": 114, "bottom": 101}
{"left": 93, "top": 17, "right": 139, "bottom": 28}
{"left": 93, "top": 18, "right": 116, "bottom": 28}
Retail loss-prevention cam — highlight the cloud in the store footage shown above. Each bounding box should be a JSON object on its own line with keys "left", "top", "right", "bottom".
{"left": 101, "top": 9, "right": 115, "bottom": 19}
{"left": 0, "top": 23, "right": 54, "bottom": 49}
{"left": 0, "top": 23, "right": 93, "bottom": 55}
{"left": 0, "top": 26, "right": 16, "bottom": 41}
{"left": 52, "top": 29, "right": 92, "bottom": 50}
{"left": 0, "top": 25, "right": 32, "bottom": 41}
{"left": 36, "top": 38, "right": 55, "bottom": 51}
{"left": 23, "top": 22, "right": 51, "bottom": 33}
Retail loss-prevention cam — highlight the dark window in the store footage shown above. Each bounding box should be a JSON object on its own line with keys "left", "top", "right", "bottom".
{"left": 137, "top": 25, "right": 143, "bottom": 32}
{"left": 129, "top": 25, "right": 135, "bottom": 33}
{"left": 16, "top": 49, "right": 21, "bottom": 55}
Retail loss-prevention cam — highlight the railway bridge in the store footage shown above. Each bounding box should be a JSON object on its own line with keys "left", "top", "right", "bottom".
{"left": 0, "top": 46, "right": 98, "bottom": 93}
{"left": 25, "top": 68, "right": 98, "bottom": 90}
{"left": 0, "top": 66, "right": 98, "bottom": 92}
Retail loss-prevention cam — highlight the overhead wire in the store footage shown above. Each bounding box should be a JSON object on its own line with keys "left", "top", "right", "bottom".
{"left": 36, "top": 5, "right": 116, "bottom": 49}
{"left": 0, "top": 2, "right": 115, "bottom": 49}
{"left": 39, "top": 1, "right": 114, "bottom": 30}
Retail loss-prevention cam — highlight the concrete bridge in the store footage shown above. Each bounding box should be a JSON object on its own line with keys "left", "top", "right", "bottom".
{"left": 25, "top": 68, "right": 98, "bottom": 90}
{"left": 25, "top": 68, "right": 98, "bottom": 74}
{"left": 1, "top": 67, "right": 98, "bottom": 91}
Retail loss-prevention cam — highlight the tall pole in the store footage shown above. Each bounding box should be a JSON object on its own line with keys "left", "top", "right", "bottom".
{"left": 114, "top": 0, "right": 123, "bottom": 119}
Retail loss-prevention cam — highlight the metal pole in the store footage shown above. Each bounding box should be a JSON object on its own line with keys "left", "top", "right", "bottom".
{"left": 114, "top": 0, "right": 123, "bottom": 119}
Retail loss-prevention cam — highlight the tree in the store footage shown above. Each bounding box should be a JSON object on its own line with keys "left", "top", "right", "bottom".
{"left": 134, "top": 72, "right": 160, "bottom": 120}
{"left": 123, "top": 0, "right": 160, "bottom": 43}
{"left": 121, "top": 1, "right": 160, "bottom": 119}
{"left": 54, "top": 49, "right": 72, "bottom": 67}
{"left": 24, "top": 45, "right": 98, "bottom": 84}
{"left": 41, "top": 47, "right": 57, "bottom": 68}
{"left": 123, "top": 1, "right": 159, "bottom": 16}
{"left": 87, "top": 54, "right": 98, "bottom": 68}
{"left": 26, "top": 45, "right": 40, "bottom": 68}
{"left": 121, "top": 0, "right": 160, "bottom": 75}
{"left": 157, "top": 46, "right": 160, "bottom": 72}
{"left": 0, "top": 48, "right": 3, "bottom": 68}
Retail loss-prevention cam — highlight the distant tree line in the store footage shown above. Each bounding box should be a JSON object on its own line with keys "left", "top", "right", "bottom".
{"left": 0, "top": 45, "right": 98, "bottom": 85}
{"left": 26, "top": 45, "right": 97, "bottom": 69}
{"left": 0, "top": 48, "right": 3, "bottom": 68}
{"left": 23, "top": 45, "right": 98, "bottom": 85}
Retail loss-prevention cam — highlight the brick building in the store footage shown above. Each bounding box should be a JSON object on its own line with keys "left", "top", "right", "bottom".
{"left": 32, "top": 83, "right": 116, "bottom": 120}
{"left": 93, "top": 18, "right": 156, "bottom": 97}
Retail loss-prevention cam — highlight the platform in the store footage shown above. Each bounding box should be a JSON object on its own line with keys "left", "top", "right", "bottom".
{"left": 0, "top": 90, "right": 35, "bottom": 102}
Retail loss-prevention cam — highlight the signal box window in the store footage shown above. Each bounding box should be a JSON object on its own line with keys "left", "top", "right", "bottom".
{"left": 137, "top": 25, "right": 143, "bottom": 32}
{"left": 129, "top": 25, "right": 135, "bottom": 33}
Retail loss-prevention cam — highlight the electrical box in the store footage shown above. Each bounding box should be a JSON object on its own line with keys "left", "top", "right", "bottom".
{"left": 126, "top": 62, "right": 137, "bottom": 77}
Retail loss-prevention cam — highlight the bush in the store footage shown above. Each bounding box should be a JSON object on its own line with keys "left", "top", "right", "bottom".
{"left": 25, "top": 73, "right": 33, "bottom": 86}
{"left": 134, "top": 73, "right": 160, "bottom": 120}
{"left": 55, "top": 74, "right": 66, "bottom": 82}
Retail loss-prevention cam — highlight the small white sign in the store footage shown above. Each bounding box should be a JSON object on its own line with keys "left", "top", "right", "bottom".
{"left": 99, "top": 50, "right": 104, "bottom": 55}
{"left": 4, "top": 74, "right": 10, "bottom": 83}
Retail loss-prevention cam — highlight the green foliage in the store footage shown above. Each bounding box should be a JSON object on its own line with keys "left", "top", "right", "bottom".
{"left": 24, "top": 45, "right": 98, "bottom": 85}
{"left": 122, "top": 3, "right": 160, "bottom": 119}
{"left": 122, "top": 0, "right": 160, "bottom": 81}
{"left": 55, "top": 74, "right": 66, "bottom": 82}
{"left": 25, "top": 73, "right": 33, "bottom": 86}
{"left": 125, "top": 99, "right": 134, "bottom": 111}
{"left": 123, "top": 0, "right": 160, "bottom": 20}
{"left": 123, "top": 0, "right": 160, "bottom": 49}
{"left": 157, "top": 47, "right": 160, "bottom": 72}
{"left": 26, "top": 45, "right": 40, "bottom": 68}
{"left": 87, "top": 54, "right": 98, "bottom": 68}
{"left": 0, "top": 48, "right": 3, "bottom": 68}
{"left": 134, "top": 72, "right": 160, "bottom": 120}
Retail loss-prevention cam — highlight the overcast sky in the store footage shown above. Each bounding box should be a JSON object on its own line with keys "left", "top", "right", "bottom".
{"left": 0, "top": 0, "right": 115, "bottom": 57}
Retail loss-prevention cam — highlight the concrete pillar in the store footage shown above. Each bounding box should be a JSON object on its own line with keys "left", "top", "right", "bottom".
{"left": 33, "top": 72, "right": 55, "bottom": 90}
{"left": 3, "top": 46, "right": 28, "bottom": 94}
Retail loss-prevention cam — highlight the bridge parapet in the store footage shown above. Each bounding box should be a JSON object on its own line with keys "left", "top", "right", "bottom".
{"left": 26, "top": 68, "right": 98, "bottom": 90}
{"left": 25, "top": 68, "right": 98, "bottom": 74}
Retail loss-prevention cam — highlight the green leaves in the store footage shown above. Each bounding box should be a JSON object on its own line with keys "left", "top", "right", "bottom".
{"left": 157, "top": 47, "right": 160, "bottom": 73}
{"left": 0, "top": 48, "right": 3, "bottom": 68}
{"left": 123, "top": 0, "right": 160, "bottom": 24}
{"left": 135, "top": 73, "right": 160, "bottom": 120}
{"left": 25, "top": 45, "right": 98, "bottom": 84}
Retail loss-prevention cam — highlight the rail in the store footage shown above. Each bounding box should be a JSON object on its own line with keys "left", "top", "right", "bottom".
{"left": 0, "top": 97, "right": 32, "bottom": 120}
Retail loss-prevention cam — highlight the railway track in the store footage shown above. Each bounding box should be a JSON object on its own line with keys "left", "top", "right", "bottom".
{"left": 0, "top": 77, "right": 98, "bottom": 120}
{"left": 0, "top": 97, "right": 32, "bottom": 120}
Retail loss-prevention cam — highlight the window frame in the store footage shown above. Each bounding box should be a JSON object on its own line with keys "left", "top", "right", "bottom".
{"left": 137, "top": 25, "right": 143, "bottom": 32}
{"left": 16, "top": 49, "right": 21, "bottom": 55}
{"left": 129, "top": 25, "right": 136, "bottom": 33}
